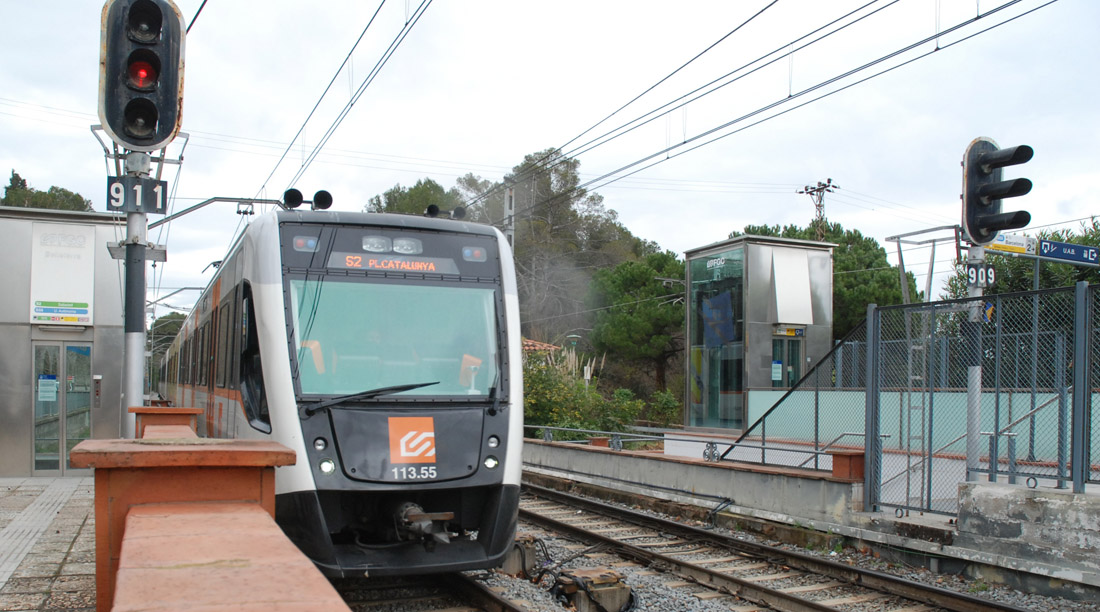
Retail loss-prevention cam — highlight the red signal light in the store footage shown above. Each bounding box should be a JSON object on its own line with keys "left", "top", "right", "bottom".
{"left": 128, "top": 60, "right": 157, "bottom": 88}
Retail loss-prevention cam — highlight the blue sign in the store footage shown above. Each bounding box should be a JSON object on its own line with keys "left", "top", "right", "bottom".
{"left": 1038, "top": 239, "right": 1099, "bottom": 265}
{"left": 701, "top": 291, "right": 736, "bottom": 348}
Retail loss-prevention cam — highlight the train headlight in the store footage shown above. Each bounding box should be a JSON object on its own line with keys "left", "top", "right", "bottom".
{"left": 392, "top": 237, "right": 423, "bottom": 254}
{"left": 484, "top": 456, "right": 499, "bottom": 469}
{"left": 362, "top": 236, "right": 391, "bottom": 253}
{"left": 487, "top": 435, "right": 500, "bottom": 449}
{"left": 314, "top": 437, "right": 328, "bottom": 451}
{"left": 319, "top": 459, "right": 336, "bottom": 475}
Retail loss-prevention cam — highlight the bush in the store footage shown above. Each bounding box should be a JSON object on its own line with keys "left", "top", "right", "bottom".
{"left": 522, "top": 349, "right": 643, "bottom": 436}
{"left": 645, "top": 389, "right": 681, "bottom": 426}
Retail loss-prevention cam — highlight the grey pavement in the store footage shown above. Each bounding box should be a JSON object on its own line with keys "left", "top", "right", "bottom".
{"left": 0, "top": 477, "right": 95, "bottom": 612}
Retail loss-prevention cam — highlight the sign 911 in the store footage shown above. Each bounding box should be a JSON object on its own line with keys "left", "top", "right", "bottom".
{"left": 966, "top": 263, "right": 996, "bottom": 289}
{"left": 106, "top": 176, "right": 167, "bottom": 214}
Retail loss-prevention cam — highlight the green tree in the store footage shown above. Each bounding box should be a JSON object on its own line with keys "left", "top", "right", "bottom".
{"left": 735, "top": 221, "right": 916, "bottom": 340}
{"left": 453, "top": 173, "right": 506, "bottom": 225}
{"left": 2, "top": 171, "right": 93, "bottom": 212}
{"left": 588, "top": 252, "right": 684, "bottom": 391}
{"left": 364, "top": 178, "right": 462, "bottom": 215}
{"left": 365, "top": 150, "right": 656, "bottom": 346}
{"left": 506, "top": 148, "right": 655, "bottom": 341}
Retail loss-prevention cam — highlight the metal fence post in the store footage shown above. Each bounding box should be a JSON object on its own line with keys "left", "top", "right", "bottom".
{"left": 1071, "top": 281, "right": 1088, "bottom": 493}
{"left": 814, "top": 367, "right": 820, "bottom": 470}
{"left": 864, "top": 303, "right": 880, "bottom": 512}
{"left": 1056, "top": 333, "right": 1068, "bottom": 489}
{"left": 992, "top": 294, "right": 1003, "bottom": 482}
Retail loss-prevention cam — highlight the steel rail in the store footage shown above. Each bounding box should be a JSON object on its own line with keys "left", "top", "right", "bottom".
{"left": 439, "top": 573, "right": 529, "bottom": 612}
{"left": 523, "top": 483, "right": 1029, "bottom": 612}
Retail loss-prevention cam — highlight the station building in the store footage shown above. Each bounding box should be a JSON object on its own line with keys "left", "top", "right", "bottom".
{"left": 684, "top": 235, "right": 834, "bottom": 431}
{"left": 0, "top": 206, "right": 126, "bottom": 476}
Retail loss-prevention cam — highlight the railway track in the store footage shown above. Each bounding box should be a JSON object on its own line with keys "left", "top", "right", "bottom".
{"left": 335, "top": 573, "right": 527, "bottom": 611}
{"left": 520, "top": 483, "right": 1031, "bottom": 612}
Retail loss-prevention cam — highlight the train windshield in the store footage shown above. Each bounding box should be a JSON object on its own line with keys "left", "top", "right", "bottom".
{"left": 289, "top": 278, "right": 499, "bottom": 397}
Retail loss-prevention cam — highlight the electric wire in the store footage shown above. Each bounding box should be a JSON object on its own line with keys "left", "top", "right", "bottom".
{"left": 508, "top": 0, "right": 1052, "bottom": 229}
{"left": 463, "top": 0, "right": 890, "bottom": 211}
{"left": 255, "top": 1, "right": 388, "bottom": 199}
{"left": 186, "top": 0, "right": 208, "bottom": 34}
{"left": 283, "top": 0, "right": 434, "bottom": 191}
{"left": 557, "top": 0, "right": 780, "bottom": 158}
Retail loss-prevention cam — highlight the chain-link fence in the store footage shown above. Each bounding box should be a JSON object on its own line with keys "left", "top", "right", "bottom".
{"left": 872, "top": 287, "right": 1080, "bottom": 514}
{"left": 725, "top": 283, "right": 1096, "bottom": 516}
{"left": 721, "top": 321, "right": 870, "bottom": 471}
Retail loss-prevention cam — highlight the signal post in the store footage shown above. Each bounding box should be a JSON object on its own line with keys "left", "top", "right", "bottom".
{"left": 98, "top": 0, "right": 185, "bottom": 436}
{"left": 959, "top": 137, "right": 1033, "bottom": 481}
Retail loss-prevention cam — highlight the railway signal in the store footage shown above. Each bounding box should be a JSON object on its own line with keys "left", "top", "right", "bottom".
{"left": 960, "top": 137, "right": 1032, "bottom": 245}
{"left": 98, "top": 0, "right": 185, "bottom": 152}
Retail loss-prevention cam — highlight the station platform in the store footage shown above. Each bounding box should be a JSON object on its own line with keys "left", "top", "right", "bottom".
{"left": 0, "top": 477, "right": 95, "bottom": 611}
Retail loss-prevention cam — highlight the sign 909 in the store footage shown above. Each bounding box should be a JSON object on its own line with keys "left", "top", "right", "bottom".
{"left": 966, "top": 263, "right": 996, "bottom": 289}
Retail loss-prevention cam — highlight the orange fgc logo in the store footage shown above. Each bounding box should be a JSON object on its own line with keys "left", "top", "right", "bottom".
{"left": 388, "top": 416, "right": 436, "bottom": 464}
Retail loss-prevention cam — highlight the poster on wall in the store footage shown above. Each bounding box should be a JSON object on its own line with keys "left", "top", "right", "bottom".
{"left": 30, "top": 223, "right": 95, "bottom": 325}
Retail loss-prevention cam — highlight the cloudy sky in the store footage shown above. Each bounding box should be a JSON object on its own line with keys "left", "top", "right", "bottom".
{"left": 2, "top": 0, "right": 1096, "bottom": 314}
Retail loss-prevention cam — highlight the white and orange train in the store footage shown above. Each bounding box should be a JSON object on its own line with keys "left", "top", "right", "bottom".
{"left": 159, "top": 209, "right": 522, "bottom": 577}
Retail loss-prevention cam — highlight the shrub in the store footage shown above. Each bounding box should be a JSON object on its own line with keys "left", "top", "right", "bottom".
{"left": 646, "top": 389, "right": 681, "bottom": 426}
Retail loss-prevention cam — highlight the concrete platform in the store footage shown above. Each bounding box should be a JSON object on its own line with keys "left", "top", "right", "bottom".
{"left": 0, "top": 477, "right": 95, "bottom": 611}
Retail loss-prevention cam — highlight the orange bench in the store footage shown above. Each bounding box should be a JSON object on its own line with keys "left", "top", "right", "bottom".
{"left": 128, "top": 406, "right": 203, "bottom": 438}
{"left": 70, "top": 424, "right": 351, "bottom": 611}
{"left": 112, "top": 502, "right": 348, "bottom": 612}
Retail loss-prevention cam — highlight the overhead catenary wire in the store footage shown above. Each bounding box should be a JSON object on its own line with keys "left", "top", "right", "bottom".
{"left": 283, "top": 0, "right": 434, "bottom": 192}
{"left": 255, "top": 0, "right": 388, "bottom": 199}
{"left": 505, "top": 0, "right": 1054, "bottom": 230}
{"left": 462, "top": 0, "right": 890, "bottom": 211}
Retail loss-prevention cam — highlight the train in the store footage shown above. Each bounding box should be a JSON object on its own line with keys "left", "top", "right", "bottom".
{"left": 158, "top": 208, "right": 523, "bottom": 577}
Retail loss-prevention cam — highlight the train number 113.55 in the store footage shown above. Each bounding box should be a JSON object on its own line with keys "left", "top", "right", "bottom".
{"left": 391, "top": 466, "right": 437, "bottom": 480}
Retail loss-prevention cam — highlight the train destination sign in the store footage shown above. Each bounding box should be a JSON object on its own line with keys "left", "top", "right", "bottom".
{"left": 327, "top": 252, "right": 460, "bottom": 274}
{"left": 1038, "top": 239, "right": 1099, "bottom": 265}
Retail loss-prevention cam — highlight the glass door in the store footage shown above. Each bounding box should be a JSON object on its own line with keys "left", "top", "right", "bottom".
{"left": 33, "top": 343, "right": 92, "bottom": 475}
{"left": 770, "top": 338, "right": 804, "bottom": 389}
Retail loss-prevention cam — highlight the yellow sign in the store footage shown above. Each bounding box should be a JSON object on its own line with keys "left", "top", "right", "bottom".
{"left": 985, "top": 233, "right": 1034, "bottom": 255}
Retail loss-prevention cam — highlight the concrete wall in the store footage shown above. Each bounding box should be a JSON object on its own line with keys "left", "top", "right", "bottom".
{"left": 523, "top": 440, "right": 862, "bottom": 524}
{"left": 956, "top": 482, "right": 1100, "bottom": 582}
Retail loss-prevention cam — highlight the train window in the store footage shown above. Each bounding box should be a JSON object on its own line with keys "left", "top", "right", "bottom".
{"left": 215, "top": 302, "right": 230, "bottom": 388}
{"left": 198, "top": 323, "right": 207, "bottom": 387}
{"left": 229, "top": 285, "right": 240, "bottom": 391}
{"left": 289, "top": 278, "right": 499, "bottom": 397}
{"left": 240, "top": 286, "right": 271, "bottom": 433}
{"left": 184, "top": 337, "right": 192, "bottom": 384}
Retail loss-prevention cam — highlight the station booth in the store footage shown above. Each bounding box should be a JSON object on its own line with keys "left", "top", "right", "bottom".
{"left": 684, "top": 235, "right": 834, "bottom": 432}
{"left": 0, "top": 207, "right": 126, "bottom": 477}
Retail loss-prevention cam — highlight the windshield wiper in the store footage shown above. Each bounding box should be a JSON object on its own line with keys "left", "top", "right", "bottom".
{"left": 301, "top": 381, "right": 439, "bottom": 417}
{"left": 486, "top": 374, "right": 502, "bottom": 416}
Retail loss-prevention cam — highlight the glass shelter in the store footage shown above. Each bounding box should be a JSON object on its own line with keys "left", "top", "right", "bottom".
{"left": 685, "top": 235, "right": 833, "bottom": 431}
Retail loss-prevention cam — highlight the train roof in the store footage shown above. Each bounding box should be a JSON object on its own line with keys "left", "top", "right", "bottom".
{"left": 275, "top": 210, "right": 500, "bottom": 237}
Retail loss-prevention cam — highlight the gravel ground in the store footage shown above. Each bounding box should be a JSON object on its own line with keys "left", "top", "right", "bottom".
{"left": 505, "top": 492, "right": 1100, "bottom": 612}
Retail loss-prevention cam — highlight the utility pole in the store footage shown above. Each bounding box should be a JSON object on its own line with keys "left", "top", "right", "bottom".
{"left": 798, "top": 178, "right": 838, "bottom": 241}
